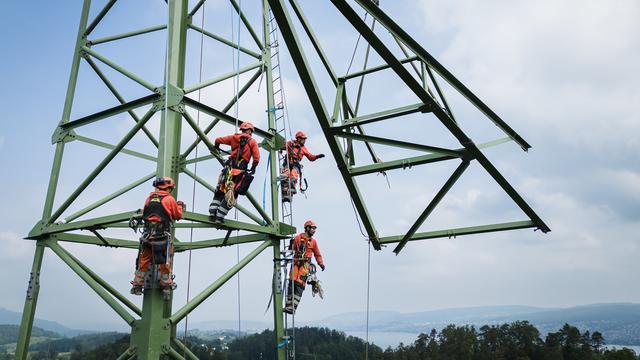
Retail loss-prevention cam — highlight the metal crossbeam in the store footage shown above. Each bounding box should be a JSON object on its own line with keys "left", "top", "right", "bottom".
{"left": 331, "top": 0, "right": 550, "bottom": 233}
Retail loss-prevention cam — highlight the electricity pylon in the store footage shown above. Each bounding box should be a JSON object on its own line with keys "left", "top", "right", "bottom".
{"left": 16, "top": 1, "right": 548, "bottom": 359}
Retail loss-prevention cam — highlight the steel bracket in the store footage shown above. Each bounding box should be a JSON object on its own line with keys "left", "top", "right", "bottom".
{"left": 27, "top": 220, "right": 48, "bottom": 239}
{"left": 51, "top": 127, "right": 77, "bottom": 144}
{"left": 26, "top": 271, "right": 40, "bottom": 300}
{"left": 260, "top": 132, "right": 286, "bottom": 151}
{"left": 153, "top": 84, "right": 184, "bottom": 111}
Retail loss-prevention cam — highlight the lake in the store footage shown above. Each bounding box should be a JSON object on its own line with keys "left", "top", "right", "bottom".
{"left": 346, "top": 331, "right": 640, "bottom": 354}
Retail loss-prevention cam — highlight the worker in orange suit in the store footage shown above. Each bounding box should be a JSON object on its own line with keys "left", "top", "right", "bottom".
{"left": 131, "top": 177, "right": 184, "bottom": 295}
{"left": 209, "top": 122, "right": 260, "bottom": 222}
{"left": 284, "top": 220, "right": 325, "bottom": 314}
{"left": 280, "top": 130, "right": 325, "bottom": 202}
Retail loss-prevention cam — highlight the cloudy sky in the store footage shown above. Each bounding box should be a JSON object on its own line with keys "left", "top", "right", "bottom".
{"left": 1, "top": 0, "right": 639, "bottom": 332}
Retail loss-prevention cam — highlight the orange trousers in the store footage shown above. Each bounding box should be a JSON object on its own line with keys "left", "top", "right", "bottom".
{"left": 282, "top": 167, "right": 300, "bottom": 181}
{"left": 133, "top": 243, "right": 173, "bottom": 286}
{"left": 290, "top": 260, "right": 309, "bottom": 287}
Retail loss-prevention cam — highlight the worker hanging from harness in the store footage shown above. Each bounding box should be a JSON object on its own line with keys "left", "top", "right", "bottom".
{"left": 284, "top": 220, "right": 325, "bottom": 314}
{"left": 130, "top": 177, "right": 184, "bottom": 295}
{"left": 209, "top": 122, "right": 260, "bottom": 223}
{"left": 280, "top": 131, "right": 325, "bottom": 202}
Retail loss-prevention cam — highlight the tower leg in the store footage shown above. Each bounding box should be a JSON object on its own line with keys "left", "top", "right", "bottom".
{"left": 272, "top": 243, "right": 286, "bottom": 360}
{"left": 130, "top": 289, "right": 172, "bottom": 359}
{"left": 15, "top": 244, "right": 46, "bottom": 360}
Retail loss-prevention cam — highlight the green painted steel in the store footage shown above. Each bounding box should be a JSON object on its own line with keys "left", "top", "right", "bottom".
{"left": 334, "top": 132, "right": 461, "bottom": 156}
{"left": 262, "top": 2, "right": 286, "bottom": 357}
{"left": 331, "top": 0, "right": 550, "bottom": 234}
{"left": 74, "top": 135, "right": 157, "bottom": 161}
{"left": 230, "top": 0, "right": 264, "bottom": 50}
{"left": 82, "top": 46, "right": 158, "bottom": 91}
{"left": 53, "top": 233, "right": 139, "bottom": 249}
{"left": 90, "top": 24, "right": 167, "bottom": 45}
{"left": 14, "top": 243, "right": 45, "bottom": 360}
{"left": 174, "top": 233, "right": 268, "bottom": 251}
{"left": 187, "top": 24, "right": 261, "bottom": 59}
{"left": 48, "top": 241, "right": 136, "bottom": 325}
{"left": 170, "top": 240, "right": 273, "bottom": 324}
{"left": 55, "top": 245, "right": 143, "bottom": 316}
{"left": 84, "top": 56, "right": 160, "bottom": 147}
{"left": 331, "top": 102, "right": 428, "bottom": 131}
{"left": 268, "top": 0, "right": 382, "bottom": 250}
{"left": 353, "top": 0, "right": 531, "bottom": 151}
{"left": 61, "top": 94, "right": 159, "bottom": 130}
{"left": 394, "top": 160, "right": 470, "bottom": 254}
{"left": 183, "top": 61, "right": 263, "bottom": 94}
{"left": 379, "top": 220, "right": 538, "bottom": 244}
{"left": 181, "top": 69, "right": 263, "bottom": 157}
{"left": 19, "top": 1, "right": 549, "bottom": 358}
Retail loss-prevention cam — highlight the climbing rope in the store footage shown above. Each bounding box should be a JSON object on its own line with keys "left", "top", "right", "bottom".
{"left": 181, "top": 3, "right": 207, "bottom": 357}
{"left": 344, "top": 10, "right": 380, "bottom": 359}
{"left": 230, "top": 0, "right": 244, "bottom": 339}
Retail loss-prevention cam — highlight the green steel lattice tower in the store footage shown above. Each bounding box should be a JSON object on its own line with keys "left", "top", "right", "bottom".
{"left": 16, "top": 1, "right": 548, "bottom": 359}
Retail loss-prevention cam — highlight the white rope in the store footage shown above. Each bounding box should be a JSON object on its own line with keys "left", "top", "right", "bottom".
{"left": 230, "top": 0, "right": 244, "bottom": 339}
{"left": 344, "top": 11, "right": 377, "bottom": 360}
{"left": 182, "top": 4, "right": 207, "bottom": 357}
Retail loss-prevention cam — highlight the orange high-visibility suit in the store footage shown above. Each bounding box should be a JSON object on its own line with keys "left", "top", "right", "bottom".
{"left": 132, "top": 190, "right": 183, "bottom": 287}
{"left": 210, "top": 132, "right": 261, "bottom": 220}
{"left": 289, "top": 232, "right": 324, "bottom": 286}
{"left": 282, "top": 139, "right": 320, "bottom": 181}
{"left": 215, "top": 133, "right": 260, "bottom": 176}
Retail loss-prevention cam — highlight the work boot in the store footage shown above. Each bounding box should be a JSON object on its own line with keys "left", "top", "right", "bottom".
{"left": 130, "top": 284, "right": 143, "bottom": 296}
{"left": 159, "top": 273, "right": 177, "bottom": 290}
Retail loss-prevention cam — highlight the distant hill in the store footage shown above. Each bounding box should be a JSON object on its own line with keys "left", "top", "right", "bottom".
{"left": 4, "top": 303, "right": 640, "bottom": 345}
{"left": 0, "top": 325, "right": 59, "bottom": 346}
{"left": 0, "top": 308, "right": 84, "bottom": 336}
{"left": 306, "top": 303, "right": 640, "bottom": 345}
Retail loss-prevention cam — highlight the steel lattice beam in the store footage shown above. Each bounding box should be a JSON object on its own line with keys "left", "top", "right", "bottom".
{"left": 17, "top": 0, "right": 549, "bottom": 358}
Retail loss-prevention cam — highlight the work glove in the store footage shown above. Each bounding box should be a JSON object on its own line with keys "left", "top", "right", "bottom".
{"left": 177, "top": 201, "right": 186, "bottom": 210}
{"left": 213, "top": 143, "right": 220, "bottom": 153}
{"left": 316, "top": 154, "right": 325, "bottom": 159}
{"left": 320, "top": 264, "right": 325, "bottom": 271}
{"left": 249, "top": 164, "right": 257, "bottom": 175}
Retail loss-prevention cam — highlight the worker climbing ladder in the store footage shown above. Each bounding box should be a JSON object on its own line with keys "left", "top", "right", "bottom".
{"left": 266, "top": 8, "right": 299, "bottom": 359}
{"left": 16, "top": 1, "right": 548, "bottom": 359}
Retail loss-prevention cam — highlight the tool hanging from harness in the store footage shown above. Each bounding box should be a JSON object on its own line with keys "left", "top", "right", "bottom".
{"left": 130, "top": 193, "right": 172, "bottom": 268}
{"left": 307, "top": 263, "right": 324, "bottom": 299}
{"left": 284, "top": 235, "right": 324, "bottom": 314}
{"left": 218, "top": 135, "right": 254, "bottom": 207}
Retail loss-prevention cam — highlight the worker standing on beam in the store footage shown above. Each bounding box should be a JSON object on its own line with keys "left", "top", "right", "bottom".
{"left": 280, "top": 131, "right": 325, "bottom": 202}
{"left": 209, "top": 122, "right": 260, "bottom": 223}
{"left": 284, "top": 220, "right": 325, "bottom": 314}
{"left": 130, "top": 177, "right": 184, "bottom": 295}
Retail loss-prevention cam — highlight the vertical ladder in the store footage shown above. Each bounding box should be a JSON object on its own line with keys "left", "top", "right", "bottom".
{"left": 268, "top": 10, "right": 294, "bottom": 227}
{"left": 268, "top": 9, "right": 297, "bottom": 360}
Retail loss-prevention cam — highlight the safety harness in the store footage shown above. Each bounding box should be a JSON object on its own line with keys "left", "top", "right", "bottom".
{"left": 218, "top": 135, "right": 253, "bottom": 207}
{"left": 282, "top": 141, "right": 309, "bottom": 193}
{"left": 130, "top": 193, "right": 172, "bottom": 268}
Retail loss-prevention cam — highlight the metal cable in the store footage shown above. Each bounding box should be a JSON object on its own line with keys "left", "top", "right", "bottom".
{"left": 230, "top": 0, "right": 244, "bottom": 339}
{"left": 181, "top": 3, "right": 207, "bottom": 358}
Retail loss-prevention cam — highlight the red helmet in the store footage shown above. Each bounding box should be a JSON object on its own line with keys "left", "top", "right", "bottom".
{"left": 153, "top": 177, "right": 175, "bottom": 190}
{"left": 240, "top": 122, "right": 255, "bottom": 131}
{"left": 303, "top": 220, "right": 317, "bottom": 228}
{"left": 295, "top": 131, "right": 308, "bottom": 139}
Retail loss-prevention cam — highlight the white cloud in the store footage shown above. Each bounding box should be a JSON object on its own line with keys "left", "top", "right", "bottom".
{"left": 0, "top": 231, "right": 32, "bottom": 260}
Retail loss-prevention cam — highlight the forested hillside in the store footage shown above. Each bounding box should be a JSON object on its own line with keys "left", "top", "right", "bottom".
{"left": 61, "top": 322, "right": 640, "bottom": 360}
